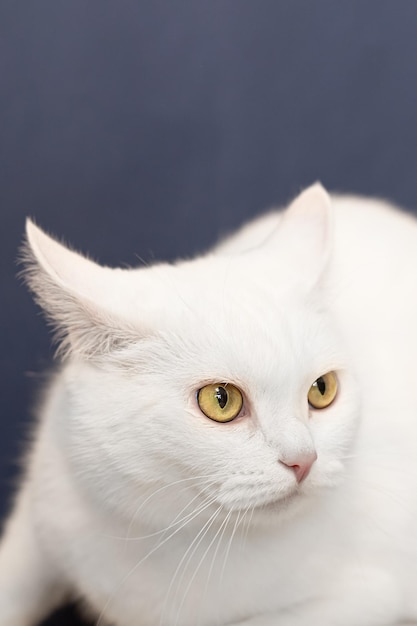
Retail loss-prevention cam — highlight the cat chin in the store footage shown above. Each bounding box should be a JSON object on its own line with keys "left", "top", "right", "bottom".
{"left": 222, "top": 487, "right": 307, "bottom": 518}
{"left": 237, "top": 492, "right": 314, "bottom": 529}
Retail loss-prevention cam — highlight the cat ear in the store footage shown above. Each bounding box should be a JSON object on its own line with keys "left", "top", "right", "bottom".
{"left": 270, "top": 182, "right": 333, "bottom": 290}
{"left": 22, "top": 220, "right": 139, "bottom": 360}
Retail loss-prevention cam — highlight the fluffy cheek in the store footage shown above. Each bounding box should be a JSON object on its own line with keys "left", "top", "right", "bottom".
{"left": 62, "top": 377, "right": 253, "bottom": 520}
{"left": 59, "top": 374, "right": 186, "bottom": 517}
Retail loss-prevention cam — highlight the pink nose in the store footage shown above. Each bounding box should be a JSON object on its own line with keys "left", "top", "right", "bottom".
{"left": 280, "top": 451, "right": 317, "bottom": 483}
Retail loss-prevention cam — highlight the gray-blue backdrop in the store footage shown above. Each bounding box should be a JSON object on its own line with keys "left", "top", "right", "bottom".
{"left": 2, "top": 1, "right": 417, "bottom": 624}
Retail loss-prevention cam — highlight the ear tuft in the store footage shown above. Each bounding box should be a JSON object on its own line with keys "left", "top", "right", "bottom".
{"left": 20, "top": 220, "right": 139, "bottom": 361}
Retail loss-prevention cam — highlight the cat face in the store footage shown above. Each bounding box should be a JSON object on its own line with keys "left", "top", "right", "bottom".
{"left": 23, "top": 184, "right": 360, "bottom": 527}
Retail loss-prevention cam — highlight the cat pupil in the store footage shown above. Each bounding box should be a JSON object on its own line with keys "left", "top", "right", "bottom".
{"left": 316, "top": 377, "right": 326, "bottom": 396}
{"left": 215, "top": 386, "right": 228, "bottom": 409}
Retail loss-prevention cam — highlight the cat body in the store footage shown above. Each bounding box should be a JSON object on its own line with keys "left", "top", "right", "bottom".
{"left": 1, "top": 184, "right": 417, "bottom": 626}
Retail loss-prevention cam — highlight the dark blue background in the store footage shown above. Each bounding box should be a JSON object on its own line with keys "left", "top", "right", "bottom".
{"left": 2, "top": 1, "right": 417, "bottom": 624}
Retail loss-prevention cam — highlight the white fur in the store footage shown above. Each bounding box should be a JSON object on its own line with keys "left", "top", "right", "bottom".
{"left": 1, "top": 184, "right": 417, "bottom": 625}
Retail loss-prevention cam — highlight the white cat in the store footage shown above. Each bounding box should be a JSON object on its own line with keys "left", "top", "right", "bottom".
{"left": 1, "top": 183, "right": 417, "bottom": 626}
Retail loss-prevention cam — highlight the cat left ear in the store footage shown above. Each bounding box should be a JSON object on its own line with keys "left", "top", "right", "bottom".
{"left": 271, "top": 182, "right": 333, "bottom": 290}
{"left": 22, "top": 220, "right": 139, "bottom": 360}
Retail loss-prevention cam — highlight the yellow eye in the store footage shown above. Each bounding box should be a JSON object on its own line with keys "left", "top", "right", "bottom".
{"left": 308, "top": 372, "right": 338, "bottom": 409}
{"left": 197, "top": 383, "right": 243, "bottom": 423}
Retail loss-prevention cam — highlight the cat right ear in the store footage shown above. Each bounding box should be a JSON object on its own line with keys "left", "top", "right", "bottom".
{"left": 21, "top": 220, "right": 139, "bottom": 360}
{"left": 269, "top": 183, "right": 333, "bottom": 290}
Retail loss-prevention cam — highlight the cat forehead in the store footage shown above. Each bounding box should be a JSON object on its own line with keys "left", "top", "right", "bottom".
{"left": 119, "top": 255, "right": 327, "bottom": 340}
{"left": 127, "top": 253, "right": 304, "bottom": 320}
{"left": 121, "top": 258, "right": 341, "bottom": 382}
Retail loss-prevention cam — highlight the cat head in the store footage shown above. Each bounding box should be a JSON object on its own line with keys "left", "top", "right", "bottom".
{"left": 22, "top": 183, "right": 359, "bottom": 527}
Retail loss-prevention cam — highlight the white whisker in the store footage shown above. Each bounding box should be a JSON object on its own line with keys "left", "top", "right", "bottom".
{"left": 197, "top": 509, "right": 233, "bottom": 626}
{"left": 102, "top": 480, "right": 219, "bottom": 543}
{"left": 160, "top": 504, "right": 223, "bottom": 626}
{"left": 173, "top": 506, "right": 225, "bottom": 626}
{"left": 96, "top": 494, "right": 219, "bottom": 626}
{"left": 218, "top": 510, "right": 242, "bottom": 589}
{"left": 122, "top": 474, "right": 218, "bottom": 543}
{"left": 239, "top": 503, "right": 254, "bottom": 551}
